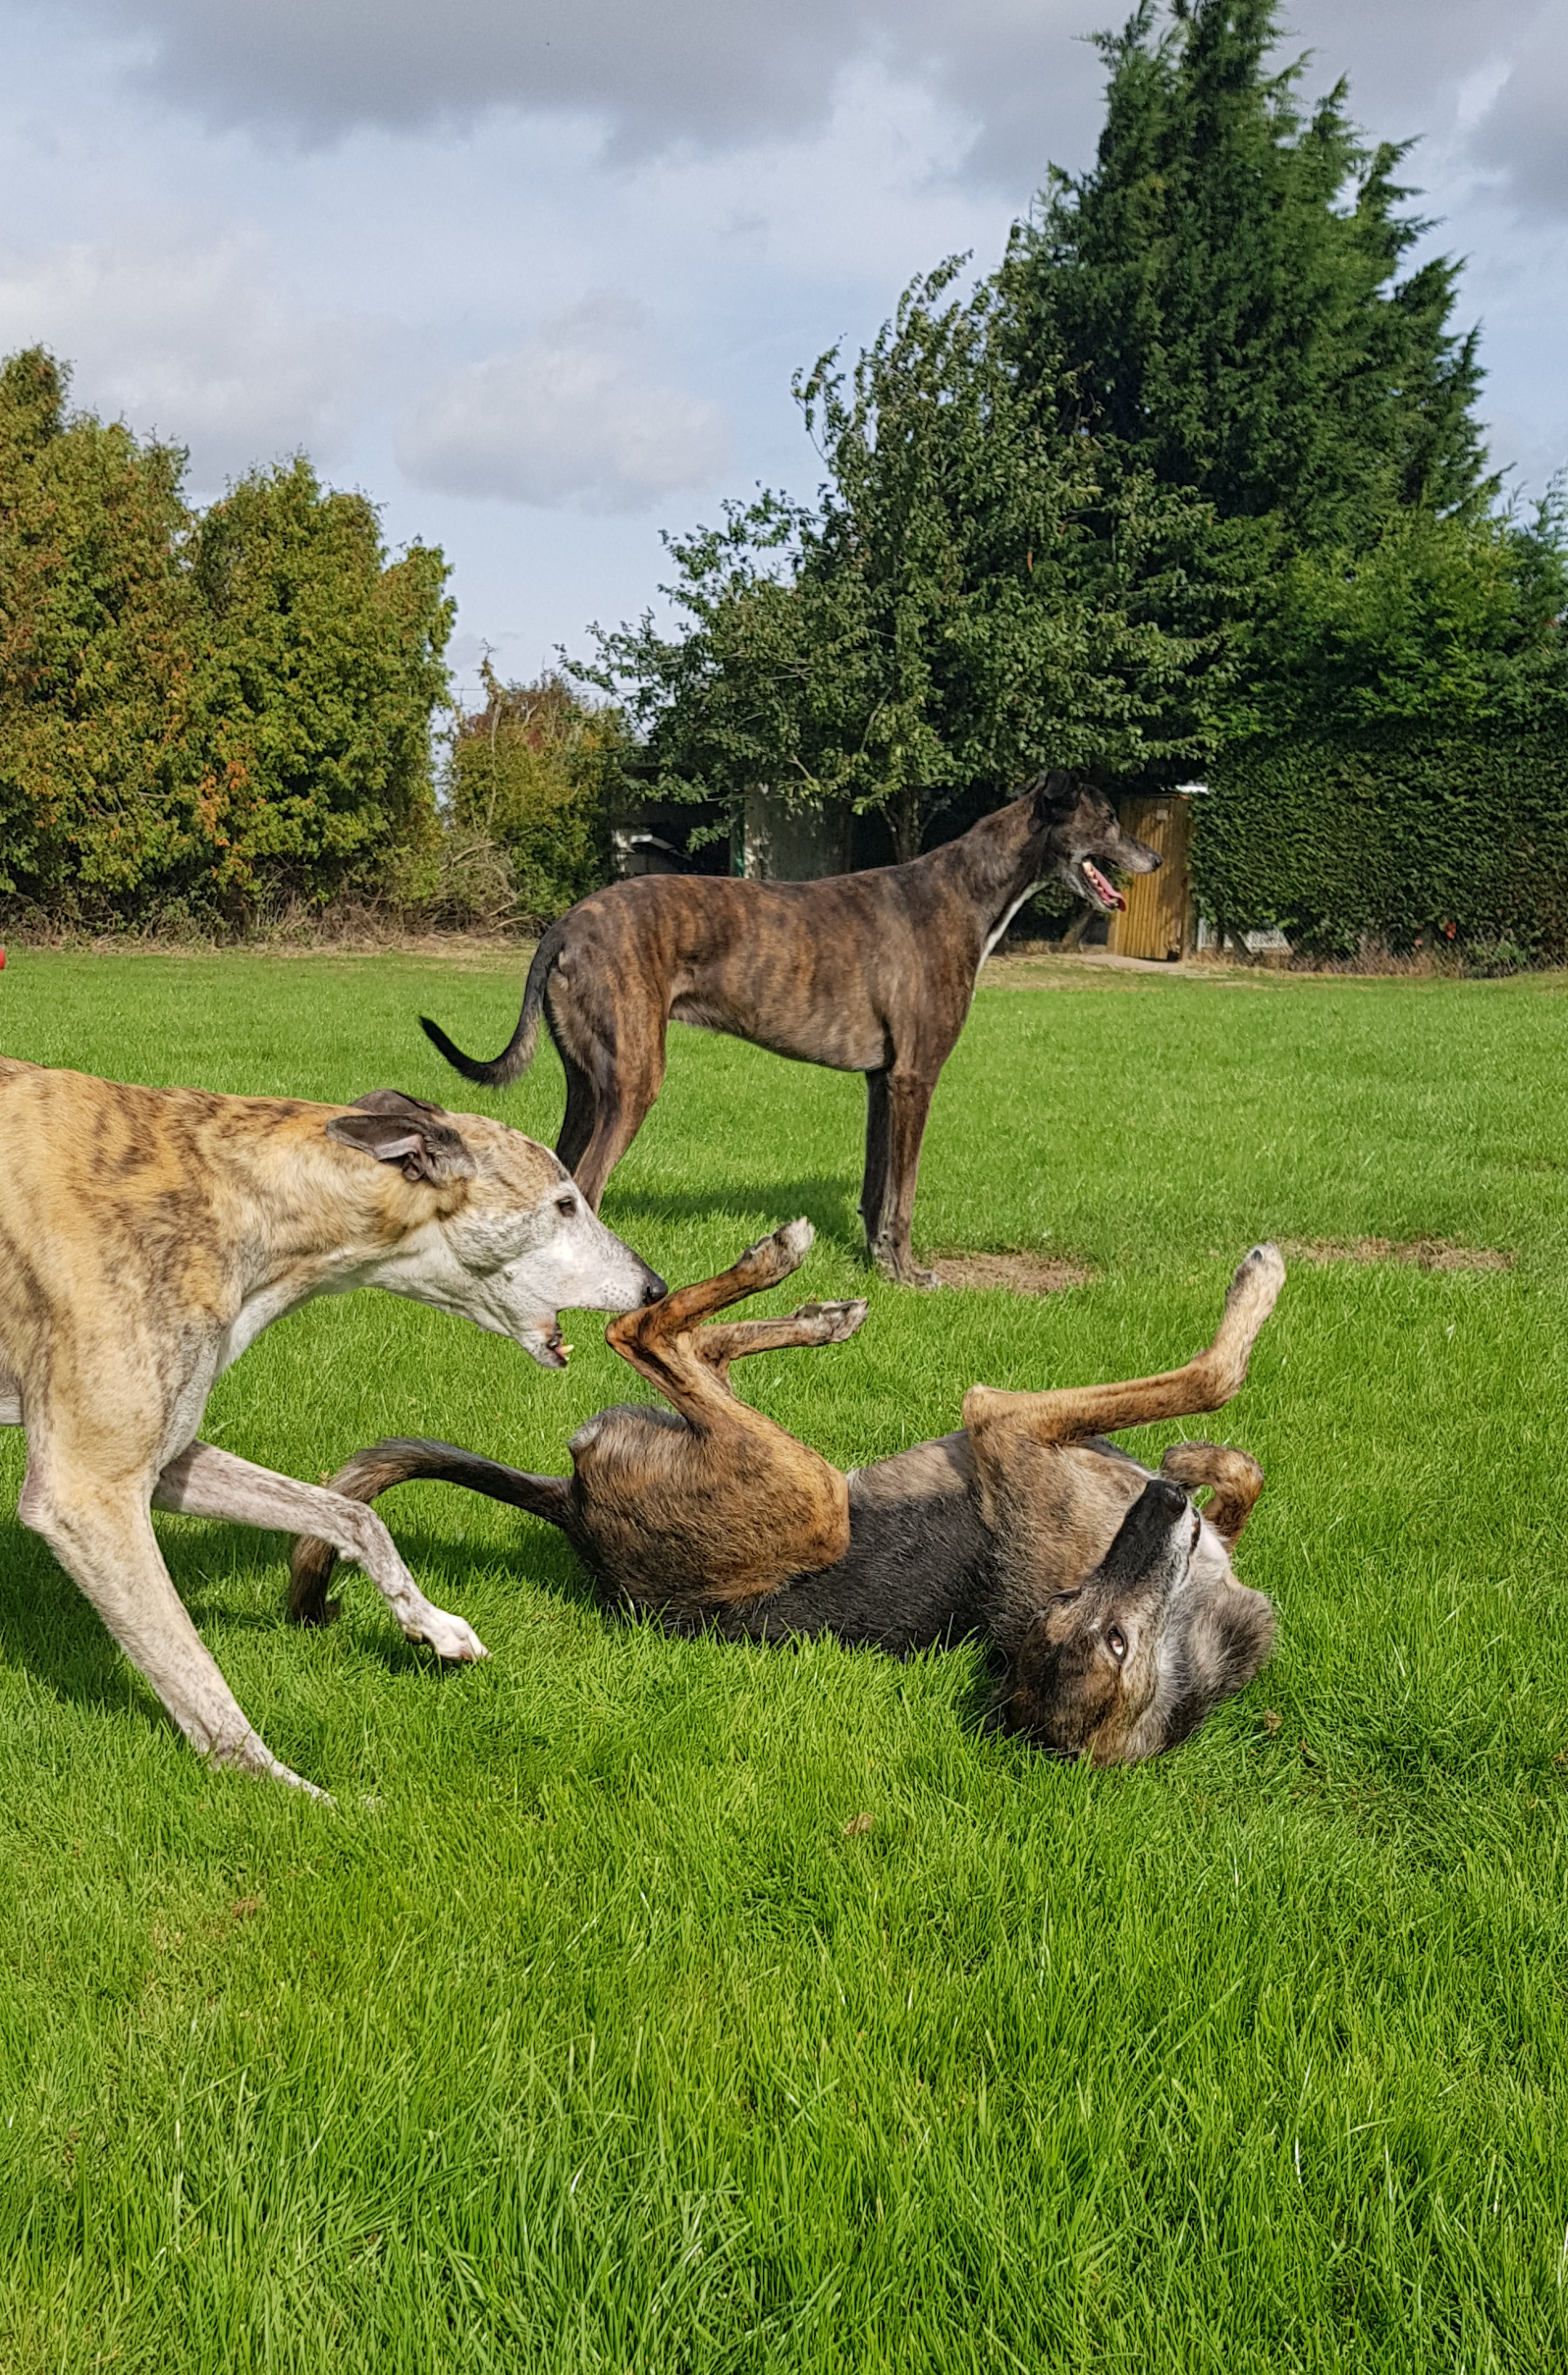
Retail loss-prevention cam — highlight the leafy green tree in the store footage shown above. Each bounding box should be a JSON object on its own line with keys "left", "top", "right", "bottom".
{"left": 189, "top": 457, "right": 452, "bottom": 913}
{"left": 996, "top": 0, "right": 1568, "bottom": 734}
{"left": 1248, "top": 501, "right": 1568, "bottom": 737}
{"left": 595, "top": 0, "right": 1545, "bottom": 851}
{"left": 594, "top": 265, "right": 1228, "bottom": 858}
{"left": 1002, "top": 0, "right": 1490, "bottom": 543}
{"left": 436, "top": 664, "right": 629, "bottom": 924}
{"left": 0, "top": 347, "right": 453, "bottom": 925}
{"left": 0, "top": 346, "right": 198, "bottom": 907}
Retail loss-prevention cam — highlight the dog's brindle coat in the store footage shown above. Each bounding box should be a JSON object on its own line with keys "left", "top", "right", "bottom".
{"left": 0, "top": 1060, "right": 663, "bottom": 1795}
{"left": 420, "top": 773, "right": 1161, "bottom": 1287}
{"left": 293, "top": 1230, "right": 1284, "bottom": 1764}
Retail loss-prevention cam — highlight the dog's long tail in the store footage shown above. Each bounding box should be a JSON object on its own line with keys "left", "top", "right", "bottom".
{"left": 289, "top": 1437, "right": 572, "bottom": 1626}
{"left": 419, "top": 922, "right": 564, "bottom": 1089}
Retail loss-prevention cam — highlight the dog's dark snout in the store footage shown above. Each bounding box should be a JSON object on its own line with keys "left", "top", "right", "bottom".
{"left": 1098, "top": 1475, "right": 1192, "bottom": 1584}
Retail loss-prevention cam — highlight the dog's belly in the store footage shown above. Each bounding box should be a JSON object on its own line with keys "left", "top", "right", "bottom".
{"left": 710, "top": 1445, "right": 996, "bottom": 1653}
{"left": 668, "top": 988, "right": 888, "bottom": 1074}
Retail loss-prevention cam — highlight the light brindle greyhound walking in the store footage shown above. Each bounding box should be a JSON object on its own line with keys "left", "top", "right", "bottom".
{"left": 420, "top": 773, "right": 1161, "bottom": 1288}
{"left": 0, "top": 1060, "right": 662, "bottom": 1796}
{"left": 294, "top": 1228, "right": 1285, "bottom": 1766}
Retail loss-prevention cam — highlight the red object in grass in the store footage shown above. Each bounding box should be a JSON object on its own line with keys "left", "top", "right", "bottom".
{"left": 0, "top": 947, "right": 7, "bottom": 968}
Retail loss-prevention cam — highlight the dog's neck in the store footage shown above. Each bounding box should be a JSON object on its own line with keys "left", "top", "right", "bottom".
{"left": 925, "top": 793, "right": 1055, "bottom": 945}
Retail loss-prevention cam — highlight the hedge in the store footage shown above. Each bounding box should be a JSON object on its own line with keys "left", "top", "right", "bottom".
{"left": 1196, "top": 724, "right": 1568, "bottom": 962}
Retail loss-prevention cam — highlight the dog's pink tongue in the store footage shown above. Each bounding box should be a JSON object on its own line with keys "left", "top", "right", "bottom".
{"left": 1085, "top": 862, "right": 1125, "bottom": 911}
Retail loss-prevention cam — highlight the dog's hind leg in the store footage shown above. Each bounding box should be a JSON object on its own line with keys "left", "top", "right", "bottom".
{"left": 0, "top": 1368, "right": 19, "bottom": 1427}
{"left": 572, "top": 1047, "right": 664, "bottom": 1210}
{"left": 19, "top": 1446, "right": 329, "bottom": 1796}
{"left": 607, "top": 1217, "right": 817, "bottom": 1393}
{"left": 287, "top": 1440, "right": 571, "bottom": 1625}
{"left": 594, "top": 1222, "right": 853, "bottom": 1598}
{"left": 963, "top": 1245, "right": 1285, "bottom": 1446}
{"left": 154, "top": 1442, "right": 489, "bottom": 1664}
{"left": 555, "top": 1043, "right": 598, "bottom": 1177}
{"left": 693, "top": 1299, "right": 869, "bottom": 1385}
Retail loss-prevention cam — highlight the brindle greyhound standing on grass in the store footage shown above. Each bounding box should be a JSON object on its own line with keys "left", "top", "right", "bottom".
{"left": 421, "top": 773, "right": 1161, "bottom": 1287}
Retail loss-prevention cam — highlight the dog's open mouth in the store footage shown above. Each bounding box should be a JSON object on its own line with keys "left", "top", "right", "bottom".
{"left": 535, "top": 1319, "right": 574, "bottom": 1369}
{"left": 1080, "top": 860, "right": 1126, "bottom": 912}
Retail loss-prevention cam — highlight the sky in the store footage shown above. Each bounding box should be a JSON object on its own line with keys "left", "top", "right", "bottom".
{"left": 2, "top": 0, "right": 1565, "bottom": 708}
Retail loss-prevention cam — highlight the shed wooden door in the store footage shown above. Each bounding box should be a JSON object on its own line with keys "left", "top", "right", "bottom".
{"left": 1107, "top": 794, "right": 1192, "bottom": 960}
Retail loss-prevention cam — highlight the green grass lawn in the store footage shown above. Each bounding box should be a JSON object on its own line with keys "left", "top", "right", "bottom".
{"left": 1, "top": 947, "right": 1566, "bottom": 2372}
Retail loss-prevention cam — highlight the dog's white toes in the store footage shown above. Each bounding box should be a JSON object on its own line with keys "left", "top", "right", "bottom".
{"left": 411, "top": 1609, "right": 489, "bottom": 1662}
{"left": 1236, "top": 1241, "right": 1286, "bottom": 1292}
{"left": 775, "top": 1218, "right": 815, "bottom": 1263}
{"left": 222, "top": 1734, "right": 334, "bottom": 1800}
{"left": 802, "top": 1298, "right": 870, "bottom": 1341}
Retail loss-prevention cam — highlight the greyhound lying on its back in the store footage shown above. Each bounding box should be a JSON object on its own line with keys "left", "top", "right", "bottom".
{"left": 293, "top": 1231, "right": 1284, "bottom": 1766}
{"left": 420, "top": 773, "right": 1160, "bottom": 1288}
{"left": 0, "top": 1062, "right": 662, "bottom": 1794}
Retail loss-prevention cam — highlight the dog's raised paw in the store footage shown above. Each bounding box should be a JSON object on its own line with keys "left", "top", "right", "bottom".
{"left": 1233, "top": 1241, "right": 1286, "bottom": 1296}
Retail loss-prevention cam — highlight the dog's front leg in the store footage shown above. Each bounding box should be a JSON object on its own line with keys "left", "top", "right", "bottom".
{"left": 872, "top": 1070, "right": 940, "bottom": 1289}
{"left": 154, "top": 1442, "right": 488, "bottom": 1664}
{"left": 17, "top": 1449, "right": 328, "bottom": 1795}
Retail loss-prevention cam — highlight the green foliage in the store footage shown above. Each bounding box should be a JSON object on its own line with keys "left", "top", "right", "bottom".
{"left": 593, "top": 2, "right": 1561, "bottom": 869}
{"left": 187, "top": 458, "right": 453, "bottom": 911}
{"left": 434, "top": 665, "right": 629, "bottom": 925}
{"left": 1004, "top": 0, "right": 1490, "bottom": 541}
{"left": 0, "top": 348, "right": 452, "bottom": 926}
{"left": 0, "top": 347, "right": 198, "bottom": 906}
{"left": 1244, "top": 501, "right": 1568, "bottom": 738}
{"left": 1198, "top": 724, "right": 1568, "bottom": 958}
{"left": 1000, "top": 0, "right": 1568, "bottom": 742}
{"left": 593, "top": 267, "right": 1230, "bottom": 858}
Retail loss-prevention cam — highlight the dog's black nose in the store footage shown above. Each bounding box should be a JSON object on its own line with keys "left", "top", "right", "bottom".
{"left": 1143, "top": 1475, "right": 1187, "bottom": 1522}
{"left": 641, "top": 1268, "right": 668, "bottom": 1303}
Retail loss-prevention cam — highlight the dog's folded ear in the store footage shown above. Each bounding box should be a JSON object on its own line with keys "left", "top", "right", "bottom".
{"left": 327, "top": 1090, "right": 477, "bottom": 1185}
{"left": 1025, "top": 768, "right": 1080, "bottom": 817}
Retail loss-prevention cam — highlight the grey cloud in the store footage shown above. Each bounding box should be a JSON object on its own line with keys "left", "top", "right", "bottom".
{"left": 0, "top": 221, "right": 376, "bottom": 484}
{"left": 396, "top": 296, "right": 729, "bottom": 511}
{"left": 46, "top": 0, "right": 1568, "bottom": 202}
{"left": 42, "top": 0, "right": 1192, "bottom": 180}
{"left": 1469, "top": 6, "right": 1568, "bottom": 216}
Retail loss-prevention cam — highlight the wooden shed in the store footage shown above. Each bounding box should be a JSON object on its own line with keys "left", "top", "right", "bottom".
{"left": 1106, "top": 789, "right": 1198, "bottom": 961}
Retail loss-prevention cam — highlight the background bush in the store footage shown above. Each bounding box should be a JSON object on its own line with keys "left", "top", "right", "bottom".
{"left": 398, "top": 665, "right": 630, "bottom": 931}
{"left": 1198, "top": 723, "right": 1568, "bottom": 962}
{"left": 0, "top": 348, "right": 452, "bottom": 930}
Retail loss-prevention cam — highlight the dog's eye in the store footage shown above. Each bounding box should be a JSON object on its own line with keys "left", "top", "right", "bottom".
{"left": 555, "top": 1193, "right": 577, "bottom": 1217}
{"left": 1107, "top": 1626, "right": 1128, "bottom": 1662}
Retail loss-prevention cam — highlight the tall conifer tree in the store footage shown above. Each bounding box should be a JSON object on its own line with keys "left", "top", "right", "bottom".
{"left": 1002, "top": 0, "right": 1491, "bottom": 543}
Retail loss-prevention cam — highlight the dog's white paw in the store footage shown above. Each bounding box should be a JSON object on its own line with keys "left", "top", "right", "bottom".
{"left": 220, "top": 1731, "right": 335, "bottom": 1802}
{"left": 1233, "top": 1241, "right": 1286, "bottom": 1296}
{"left": 409, "top": 1607, "right": 489, "bottom": 1662}
{"left": 796, "top": 1299, "right": 871, "bottom": 1343}
{"left": 774, "top": 1218, "right": 814, "bottom": 1263}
